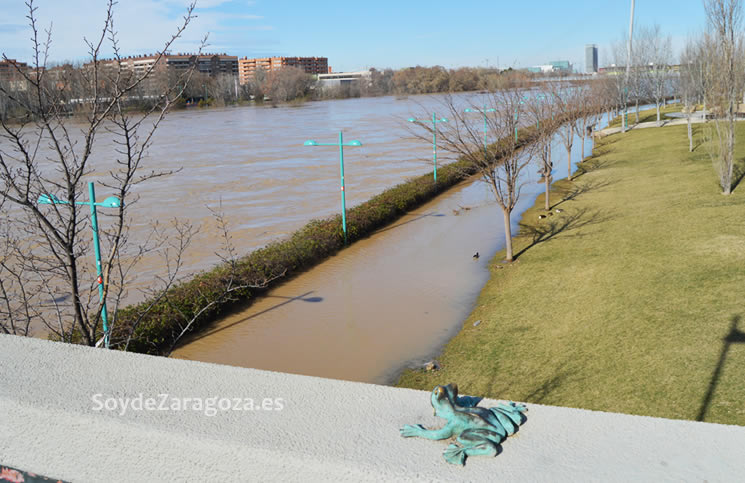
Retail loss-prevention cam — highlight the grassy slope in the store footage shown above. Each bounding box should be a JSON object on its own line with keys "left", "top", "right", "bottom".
{"left": 398, "top": 119, "right": 745, "bottom": 426}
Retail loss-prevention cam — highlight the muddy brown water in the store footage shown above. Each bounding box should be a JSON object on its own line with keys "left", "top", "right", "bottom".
{"left": 65, "top": 93, "right": 485, "bottom": 302}
{"left": 172, "top": 117, "right": 604, "bottom": 384}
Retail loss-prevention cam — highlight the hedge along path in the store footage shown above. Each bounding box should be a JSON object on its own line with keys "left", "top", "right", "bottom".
{"left": 112, "top": 109, "right": 586, "bottom": 356}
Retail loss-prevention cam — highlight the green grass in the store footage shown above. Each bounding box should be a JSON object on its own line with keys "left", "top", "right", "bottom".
{"left": 607, "top": 103, "right": 684, "bottom": 128}
{"left": 397, "top": 122, "right": 745, "bottom": 426}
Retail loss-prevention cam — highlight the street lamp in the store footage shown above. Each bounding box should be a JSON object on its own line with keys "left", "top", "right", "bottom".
{"left": 304, "top": 131, "right": 362, "bottom": 246}
{"left": 408, "top": 112, "right": 448, "bottom": 183}
{"left": 464, "top": 104, "right": 496, "bottom": 157}
{"left": 37, "top": 181, "right": 122, "bottom": 348}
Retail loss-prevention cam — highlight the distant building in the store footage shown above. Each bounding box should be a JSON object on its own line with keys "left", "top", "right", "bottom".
{"left": 548, "top": 60, "right": 572, "bottom": 73}
{"left": 238, "top": 57, "right": 329, "bottom": 85}
{"left": 317, "top": 70, "right": 371, "bottom": 88}
{"left": 0, "top": 59, "right": 30, "bottom": 90}
{"left": 86, "top": 53, "right": 238, "bottom": 79}
{"left": 585, "top": 45, "right": 598, "bottom": 73}
{"left": 528, "top": 60, "right": 572, "bottom": 74}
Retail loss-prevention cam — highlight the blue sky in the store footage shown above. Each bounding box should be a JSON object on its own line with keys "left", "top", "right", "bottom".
{"left": 1, "top": 0, "right": 707, "bottom": 72}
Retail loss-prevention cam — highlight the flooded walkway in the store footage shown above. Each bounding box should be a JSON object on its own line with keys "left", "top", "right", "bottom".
{"left": 173, "top": 118, "right": 602, "bottom": 384}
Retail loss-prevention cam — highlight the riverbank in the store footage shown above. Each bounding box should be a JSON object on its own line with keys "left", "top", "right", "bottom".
{"left": 398, "top": 118, "right": 745, "bottom": 426}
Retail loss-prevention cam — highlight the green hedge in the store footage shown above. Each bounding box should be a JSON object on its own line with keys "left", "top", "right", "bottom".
{"left": 115, "top": 124, "right": 546, "bottom": 354}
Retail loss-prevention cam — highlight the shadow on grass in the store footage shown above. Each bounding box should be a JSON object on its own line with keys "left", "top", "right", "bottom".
{"left": 697, "top": 315, "right": 745, "bottom": 422}
{"left": 513, "top": 207, "right": 613, "bottom": 261}
{"left": 731, "top": 158, "right": 745, "bottom": 193}
{"left": 550, "top": 177, "right": 616, "bottom": 211}
{"left": 572, "top": 158, "right": 614, "bottom": 180}
{"left": 522, "top": 366, "right": 576, "bottom": 404}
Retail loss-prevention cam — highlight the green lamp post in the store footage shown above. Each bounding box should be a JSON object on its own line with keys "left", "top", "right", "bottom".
{"left": 464, "top": 105, "right": 496, "bottom": 157}
{"left": 38, "top": 181, "right": 122, "bottom": 348}
{"left": 408, "top": 113, "right": 448, "bottom": 183}
{"left": 304, "top": 132, "right": 362, "bottom": 245}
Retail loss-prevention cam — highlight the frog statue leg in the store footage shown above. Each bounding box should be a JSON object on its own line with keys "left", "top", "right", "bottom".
{"left": 399, "top": 422, "right": 454, "bottom": 440}
{"left": 443, "top": 428, "right": 502, "bottom": 466}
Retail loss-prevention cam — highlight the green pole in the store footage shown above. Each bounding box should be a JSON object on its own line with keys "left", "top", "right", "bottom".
{"left": 432, "top": 112, "right": 437, "bottom": 183}
{"left": 88, "top": 181, "right": 109, "bottom": 349}
{"left": 338, "top": 131, "right": 348, "bottom": 245}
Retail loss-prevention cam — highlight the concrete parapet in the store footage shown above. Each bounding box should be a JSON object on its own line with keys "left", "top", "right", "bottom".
{"left": 1, "top": 335, "right": 744, "bottom": 481}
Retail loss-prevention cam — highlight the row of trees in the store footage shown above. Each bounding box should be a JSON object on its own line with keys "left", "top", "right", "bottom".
{"left": 604, "top": 0, "right": 743, "bottom": 195}
{"left": 409, "top": 80, "right": 609, "bottom": 262}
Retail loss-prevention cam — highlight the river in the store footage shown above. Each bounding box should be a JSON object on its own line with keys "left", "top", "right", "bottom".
{"left": 171, "top": 101, "right": 608, "bottom": 384}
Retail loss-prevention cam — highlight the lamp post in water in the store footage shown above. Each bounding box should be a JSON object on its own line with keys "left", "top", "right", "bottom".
{"left": 37, "top": 182, "right": 122, "bottom": 348}
{"left": 408, "top": 113, "right": 448, "bottom": 183}
{"left": 464, "top": 105, "right": 496, "bottom": 158}
{"left": 304, "top": 132, "right": 362, "bottom": 246}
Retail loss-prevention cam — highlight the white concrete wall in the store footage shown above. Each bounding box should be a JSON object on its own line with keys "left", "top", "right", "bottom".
{"left": 1, "top": 334, "right": 744, "bottom": 482}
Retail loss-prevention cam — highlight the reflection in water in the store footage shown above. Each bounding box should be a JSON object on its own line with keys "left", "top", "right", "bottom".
{"left": 173, "top": 115, "right": 605, "bottom": 384}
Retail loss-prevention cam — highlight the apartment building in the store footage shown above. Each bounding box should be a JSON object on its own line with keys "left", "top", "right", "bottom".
{"left": 0, "top": 59, "right": 30, "bottom": 90}
{"left": 237, "top": 56, "right": 328, "bottom": 85}
{"left": 86, "top": 53, "right": 238, "bottom": 79}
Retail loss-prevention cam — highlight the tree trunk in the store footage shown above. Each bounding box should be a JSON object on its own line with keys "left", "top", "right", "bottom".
{"left": 687, "top": 115, "right": 693, "bottom": 152}
{"left": 635, "top": 99, "right": 639, "bottom": 123}
{"left": 502, "top": 208, "right": 513, "bottom": 262}
{"left": 67, "top": 252, "right": 93, "bottom": 346}
{"left": 544, "top": 172, "right": 550, "bottom": 211}
{"left": 725, "top": 112, "right": 735, "bottom": 194}
{"left": 656, "top": 102, "right": 661, "bottom": 126}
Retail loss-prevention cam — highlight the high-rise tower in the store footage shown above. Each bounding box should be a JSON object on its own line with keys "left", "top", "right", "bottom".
{"left": 585, "top": 44, "right": 598, "bottom": 73}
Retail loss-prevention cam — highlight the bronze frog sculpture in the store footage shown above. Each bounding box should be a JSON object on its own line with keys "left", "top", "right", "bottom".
{"left": 400, "top": 383, "right": 527, "bottom": 465}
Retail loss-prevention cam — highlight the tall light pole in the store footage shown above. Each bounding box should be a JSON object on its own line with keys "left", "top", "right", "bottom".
{"left": 408, "top": 113, "right": 448, "bottom": 183}
{"left": 304, "top": 132, "right": 362, "bottom": 245}
{"left": 464, "top": 104, "right": 496, "bottom": 157}
{"left": 37, "top": 182, "right": 122, "bottom": 348}
{"left": 624, "top": 0, "right": 636, "bottom": 132}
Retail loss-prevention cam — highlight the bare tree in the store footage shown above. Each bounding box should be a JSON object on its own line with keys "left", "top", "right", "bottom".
{"left": 680, "top": 36, "right": 703, "bottom": 151}
{"left": 550, "top": 81, "right": 579, "bottom": 181}
{"left": 704, "top": 0, "right": 745, "bottom": 194}
{"left": 638, "top": 25, "right": 674, "bottom": 126}
{"left": 0, "top": 1, "right": 202, "bottom": 344}
{"left": 412, "top": 92, "right": 537, "bottom": 261}
{"left": 525, "top": 92, "right": 557, "bottom": 211}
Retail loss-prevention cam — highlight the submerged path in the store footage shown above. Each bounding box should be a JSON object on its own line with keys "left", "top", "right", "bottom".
{"left": 173, "top": 125, "right": 600, "bottom": 384}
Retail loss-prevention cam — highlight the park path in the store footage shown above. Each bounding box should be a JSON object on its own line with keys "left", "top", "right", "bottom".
{"left": 597, "top": 112, "right": 744, "bottom": 137}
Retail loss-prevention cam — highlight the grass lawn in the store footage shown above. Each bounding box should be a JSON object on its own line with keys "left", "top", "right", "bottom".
{"left": 397, "top": 120, "right": 745, "bottom": 426}
{"left": 608, "top": 103, "right": 685, "bottom": 128}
